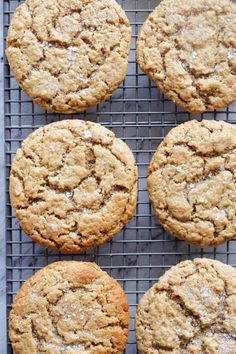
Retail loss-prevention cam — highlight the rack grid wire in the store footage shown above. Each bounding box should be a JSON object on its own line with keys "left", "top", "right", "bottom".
{"left": 3, "top": 0, "right": 236, "bottom": 353}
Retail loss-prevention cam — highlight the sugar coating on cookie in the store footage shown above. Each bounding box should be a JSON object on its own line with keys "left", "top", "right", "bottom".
{"left": 9, "top": 261, "right": 130, "bottom": 353}
{"left": 10, "top": 120, "right": 138, "bottom": 253}
{"left": 136, "top": 258, "right": 236, "bottom": 354}
{"left": 6, "top": 0, "right": 131, "bottom": 114}
{"left": 148, "top": 120, "right": 236, "bottom": 248}
{"left": 137, "top": 0, "right": 236, "bottom": 113}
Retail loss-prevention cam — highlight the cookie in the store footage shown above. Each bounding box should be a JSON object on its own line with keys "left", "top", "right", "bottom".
{"left": 9, "top": 261, "right": 130, "bottom": 354}
{"left": 137, "top": 0, "right": 236, "bottom": 113}
{"left": 148, "top": 119, "right": 236, "bottom": 248}
{"left": 6, "top": 0, "right": 131, "bottom": 114}
{"left": 10, "top": 120, "right": 138, "bottom": 253}
{"left": 136, "top": 258, "right": 236, "bottom": 354}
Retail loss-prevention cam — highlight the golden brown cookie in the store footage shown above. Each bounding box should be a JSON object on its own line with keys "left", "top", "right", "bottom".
{"left": 137, "top": 0, "right": 236, "bottom": 113}
{"left": 10, "top": 120, "right": 138, "bottom": 253}
{"left": 136, "top": 258, "right": 236, "bottom": 354}
{"left": 9, "top": 261, "right": 130, "bottom": 354}
{"left": 148, "top": 119, "right": 236, "bottom": 248}
{"left": 6, "top": 0, "right": 131, "bottom": 114}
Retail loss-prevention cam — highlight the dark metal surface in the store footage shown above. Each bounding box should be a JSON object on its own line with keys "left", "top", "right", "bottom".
{"left": 3, "top": 0, "right": 236, "bottom": 353}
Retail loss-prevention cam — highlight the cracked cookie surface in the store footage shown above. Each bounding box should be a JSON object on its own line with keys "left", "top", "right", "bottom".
{"left": 9, "top": 261, "right": 130, "bottom": 354}
{"left": 6, "top": 0, "right": 131, "bottom": 114}
{"left": 137, "top": 0, "right": 236, "bottom": 113}
{"left": 136, "top": 258, "right": 236, "bottom": 354}
{"left": 10, "top": 119, "right": 138, "bottom": 253}
{"left": 148, "top": 120, "right": 236, "bottom": 248}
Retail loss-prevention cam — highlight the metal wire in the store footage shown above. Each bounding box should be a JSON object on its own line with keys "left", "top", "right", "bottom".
{"left": 3, "top": 0, "right": 236, "bottom": 353}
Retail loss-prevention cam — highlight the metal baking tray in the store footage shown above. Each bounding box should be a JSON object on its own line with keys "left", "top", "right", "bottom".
{"left": 2, "top": 0, "right": 236, "bottom": 353}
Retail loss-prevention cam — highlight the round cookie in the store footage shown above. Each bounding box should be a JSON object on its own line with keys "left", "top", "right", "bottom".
{"left": 137, "top": 0, "right": 236, "bottom": 113}
{"left": 136, "top": 258, "right": 236, "bottom": 354}
{"left": 148, "top": 119, "right": 236, "bottom": 248}
{"left": 6, "top": 0, "right": 131, "bottom": 114}
{"left": 10, "top": 120, "right": 138, "bottom": 253}
{"left": 9, "top": 261, "right": 130, "bottom": 354}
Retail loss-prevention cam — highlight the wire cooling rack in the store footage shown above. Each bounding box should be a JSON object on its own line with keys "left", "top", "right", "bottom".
{"left": 2, "top": 0, "right": 236, "bottom": 353}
